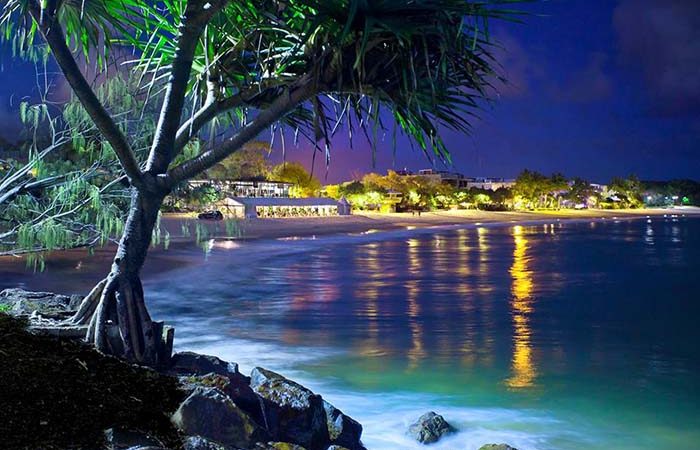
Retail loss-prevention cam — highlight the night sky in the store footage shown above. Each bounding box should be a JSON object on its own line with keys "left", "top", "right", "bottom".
{"left": 1, "top": 0, "right": 698, "bottom": 183}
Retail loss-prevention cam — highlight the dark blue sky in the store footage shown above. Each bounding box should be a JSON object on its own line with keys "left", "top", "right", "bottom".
{"left": 1, "top": 1, "right": 698, "bottom": 183}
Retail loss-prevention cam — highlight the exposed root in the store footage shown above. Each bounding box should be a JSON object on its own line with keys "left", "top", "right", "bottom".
{"left": 68, "top": 278, "right": 108, "bottom": 326}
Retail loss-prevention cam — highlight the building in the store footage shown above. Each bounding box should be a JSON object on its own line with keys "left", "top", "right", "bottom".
{"left": 415, "top": 169, "right": 469, "bottom": 188}
{"left": 217, "top": 197, "right": 350, "bottom": 219}
{"left": 189, "top": 179, "right": 293, "bottom": 198}
{"left": 465, "top": 177, "right": 516, "bottom": 191}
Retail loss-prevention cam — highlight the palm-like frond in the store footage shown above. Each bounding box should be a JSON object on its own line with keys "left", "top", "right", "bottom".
{"left": 2, "top": 0, "right": 527, "bottom": 165}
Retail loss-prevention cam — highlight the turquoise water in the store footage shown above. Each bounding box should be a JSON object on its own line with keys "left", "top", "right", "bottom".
{"left": 141, "top": 216, "right": 700, "bottom": 449}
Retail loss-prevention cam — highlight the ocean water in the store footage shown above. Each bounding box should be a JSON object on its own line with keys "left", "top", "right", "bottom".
{"left": 139, "top": 216, "right": 700, "bottom": 450}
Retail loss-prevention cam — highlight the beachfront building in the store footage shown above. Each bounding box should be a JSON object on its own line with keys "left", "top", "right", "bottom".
{"left": 189, "top": 179, "right": 293, "bottom": 198}
{"left": 416, "top": 169, "right": 469, "bottom": 188}
{"left": 216, "top": 197, "right": 350, "bottom": 219}
{"left": 465, "top": 177, "right": 516, "bottom": 191}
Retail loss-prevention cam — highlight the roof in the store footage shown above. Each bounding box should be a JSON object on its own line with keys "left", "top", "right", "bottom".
{"left": 224, "top": 197, "right": 341, "bottom": 207}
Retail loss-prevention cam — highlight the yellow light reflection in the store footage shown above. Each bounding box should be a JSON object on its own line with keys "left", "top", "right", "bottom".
{"left": 506, "top": 225, "right": 537, "bottom": 389}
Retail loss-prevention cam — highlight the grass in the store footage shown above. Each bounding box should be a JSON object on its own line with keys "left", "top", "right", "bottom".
{"left": 0, "top": 313, "right": 186, "bottom": 450}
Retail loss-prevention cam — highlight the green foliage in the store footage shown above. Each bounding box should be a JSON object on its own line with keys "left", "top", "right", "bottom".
{"left": 0, "top": 75, "right": 155, "bottom": 257}
{"left": 270, "top": 162, "right": 321, "bottom": 197}
{"left": 0, "top": 303, "right": 11, "bottom": 313}
{"left": 206, "top": 142, "right": 270, "bottom": 180}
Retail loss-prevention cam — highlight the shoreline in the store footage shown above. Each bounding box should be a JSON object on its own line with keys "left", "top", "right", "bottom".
{"left": 161, "top": 206, "right": 700, "bottom": 242}
{"left": 1, "top": 207, "right": 698, "bottom": 294}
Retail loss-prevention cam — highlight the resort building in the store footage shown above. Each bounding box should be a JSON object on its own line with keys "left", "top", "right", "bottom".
{"left": 188, "top": 179, "right": 293, "bottom": 197}
{"left": 465, "top": 177, "right": 516, "bottom": 191}
{"left": 412, "top": 169, "right": 469, "bottom": 188}
{"left": 217, "top": 197, "right": 351, "bottom": 219}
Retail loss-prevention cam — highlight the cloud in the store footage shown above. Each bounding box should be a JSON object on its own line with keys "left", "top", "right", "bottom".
{"left": 549, "top": 52, "right": 613, "bottom": 103}
{"left": 614, "top": 0, "right": 700, "bottom": 117}
{"left": 489, "top": 32, "right": 544, "bottom": 99}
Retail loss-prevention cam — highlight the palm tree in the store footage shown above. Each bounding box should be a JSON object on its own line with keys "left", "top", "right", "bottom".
{"left": 1, "top": 0, "right": 524, "bottom": 366}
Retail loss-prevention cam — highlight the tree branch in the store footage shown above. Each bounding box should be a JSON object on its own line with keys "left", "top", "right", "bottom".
{"left": 145, "top": 0, "right": 228, "bottom": 174}
{"left": 166, "top": 82, "right": 316, "bottom": 186}
{"left": 29, "top": 3, "right": 143, "bottom": 187}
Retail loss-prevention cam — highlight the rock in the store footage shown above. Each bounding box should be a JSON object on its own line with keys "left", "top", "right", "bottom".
{"left": 182, "top": 435, "right": 228, "bottom": 450}
{"left": 0, "top": 288, "right": 82, "bottom": 318}
{"left": 326, "top": 446, "right": 351, "bottom": 450}
{"left": 104, "top": 427, "right": 164, "bottom": 449}
{"left": 323, "top": 401, "right": 364, "bottom": 450}
{"left": 478, "top": 445, "right": 518, "bottom": 450}
{"left": 250, "top": 367, "right": 330, "bottom": 450}
{"left": 407, "top": 412, "right": 455, "bottom": 444}
{"left": 170, "top": 351, "right": 240, "bottom": 377}
{"left": 255, "top": 442, "right": 307, "bottom": 450}
{"left": 179, "top": 371, "right": 265, "bottom": 426}
{"left": 172, "top": 387, "right": 268, "bottom": 449}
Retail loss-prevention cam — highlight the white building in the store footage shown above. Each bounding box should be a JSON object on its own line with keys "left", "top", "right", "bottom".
{"left": 217, "top": 197, "right": 350, "bottom": 219}
{"left": 465, "top": 177, "right": 516, "bottom": 191}
{"left": 189, "top": 179, "right": 293, "bottom": 197}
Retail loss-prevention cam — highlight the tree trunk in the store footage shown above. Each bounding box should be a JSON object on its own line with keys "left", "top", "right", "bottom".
{"left": 70, "top": 185, "right": 169, "bottom": 367}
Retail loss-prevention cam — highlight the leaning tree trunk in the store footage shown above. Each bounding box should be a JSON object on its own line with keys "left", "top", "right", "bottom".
{"left": 70, "top": 186, "right": 169, "bottom": 367}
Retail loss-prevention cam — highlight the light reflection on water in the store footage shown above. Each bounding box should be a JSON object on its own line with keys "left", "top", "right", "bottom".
{"left": 2, "top": 217, "right": 699, "bottom": 449}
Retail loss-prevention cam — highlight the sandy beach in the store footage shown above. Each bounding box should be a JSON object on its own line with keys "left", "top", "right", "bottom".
{"left": 2, "top": 207, "right": 698, "bottom": 294}
{"left": 161, "top": 206, "right": 700, "bottom": 242}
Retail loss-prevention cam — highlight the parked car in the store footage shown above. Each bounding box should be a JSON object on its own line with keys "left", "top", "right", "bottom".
{"left": 197, "top": 210, "right": 224, "bottom": 221}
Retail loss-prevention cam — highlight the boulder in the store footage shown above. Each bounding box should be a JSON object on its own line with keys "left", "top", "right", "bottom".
{"left": 407, "top": 412, "right": 455, "bottom": 444}
{"left": 170, "top": 351, "right": 240, "bottom": 378}
{"left": 250, "top": 367, "right": 330, "bottom": 450}
{"left": 172, "top": 387, "right": 268, "bottom": 449}
{"left": 323, "top": 401, "right": 364, "bottom": 450}
{"left": 478, "top": 445, "right": 518, "bottom": 450}
{"left": 0, "top": 288, "right": 82, "bottom": 318}
{"left": 255, "top": 443, "right": 307, "bottom": 450}
{"left": 104, "top": 427, "right": 164, "bottom": 449}
{"left": 179, "top": 371, "right": 265, "bottom": 426}
{"left": 182, "top": 435, "right": 228, "bottom": 450}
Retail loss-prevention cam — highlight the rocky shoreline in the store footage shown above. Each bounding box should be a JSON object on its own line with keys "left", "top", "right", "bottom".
{"left": 1, "top": 288, "right": 518, "bottom": 450}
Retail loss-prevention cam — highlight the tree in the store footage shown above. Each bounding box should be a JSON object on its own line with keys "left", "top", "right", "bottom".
{"left": 2, "top": 0, "right": 522, "bottom": 365}
{"left": 1, "top": 75, "right": 156, "bottom": 259}
{"left": 270, "top": 162, "right": 320, "bottom": 198}
{"left": 207, "top": 141, "right": 270, "bottom": 180}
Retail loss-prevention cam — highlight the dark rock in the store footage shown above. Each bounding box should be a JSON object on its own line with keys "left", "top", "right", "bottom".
{"left": 323, "top": 401, "right": 364, "bottom": 450}
{"left": 170, "top": 351, "right": 240, "bottom": 377}
{"left": 250, "top": 367, "right": 330, "bottom": 450}
{"left": 171, "top": 387, "right": 268, "bottom": 449}
{"left": 478, "top": 445, "right": 518, "bottom": 450}
{"left": 104, "top": 427, "right": 164, "bottom": 449}
{"left": 182, "top": 435, "right": 228, "bottom": 450}
{"left": 407, "top": 412, "right": 455, "bottom": 444}
{"left": 179, "top": 371, "right": 265, "bottom": 426}
{"left": 0, "top": 288, "right": 82, "bottom": 318}
{"left": 255, "top": 442, "right": 307, "bottom": 450}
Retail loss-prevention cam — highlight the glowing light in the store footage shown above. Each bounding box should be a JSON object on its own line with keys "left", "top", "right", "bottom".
{"left": 505, "top": 225, "right": 537, "bottom": 389}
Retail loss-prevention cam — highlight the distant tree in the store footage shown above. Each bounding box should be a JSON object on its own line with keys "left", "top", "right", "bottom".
{"left": 270, "top": 162, "right": 320, "bottom": 198}
{"left": 610, "top": 175, "right": 643, "bottom": 208}
{"left": 566, "top": 178, "right": 596, "bottom": 205}
{"left": 207, "top": 142, "right": 270, "bottom": 180}
{"left": 513, "top": 170, "right": 549, "bottom": 208}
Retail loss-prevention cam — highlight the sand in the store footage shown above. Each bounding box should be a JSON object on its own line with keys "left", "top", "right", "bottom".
{"left": 161, "top": 206, "right": 700, "bottom": 242}
{"left": 2, "top": 207, "right": 698, "bottom": 294}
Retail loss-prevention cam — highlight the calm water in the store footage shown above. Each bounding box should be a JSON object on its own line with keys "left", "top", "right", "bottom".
{"left": 3, "top": 217, "right": 699, "bottom": 449}
{"left": 144, "top": 217, "right": 699, "bottom": 449}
